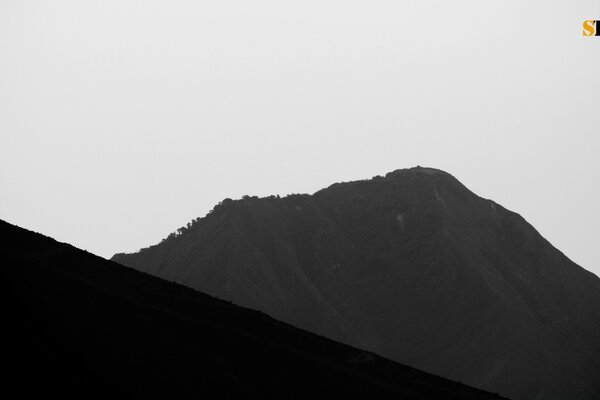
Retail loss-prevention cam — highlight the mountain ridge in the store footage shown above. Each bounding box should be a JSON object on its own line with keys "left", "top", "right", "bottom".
{"left": 113, "top": 167, "right": 600, "bottom": 400}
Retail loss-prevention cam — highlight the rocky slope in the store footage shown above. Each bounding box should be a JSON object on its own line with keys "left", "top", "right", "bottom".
{"left": 1, "top": 219, "right": 508, "bottom": 399}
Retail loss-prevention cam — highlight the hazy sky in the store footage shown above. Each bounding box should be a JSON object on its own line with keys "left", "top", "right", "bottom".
{"left": 1, "top": 1, "right": 599, "bottom": 276}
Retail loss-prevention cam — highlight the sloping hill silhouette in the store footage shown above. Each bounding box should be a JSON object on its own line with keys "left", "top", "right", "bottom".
{"left": 113, "top": 167, "right": 600, "bottom": 400}
{"left": 1, "top": 219, "right": 507, "bottom": 399}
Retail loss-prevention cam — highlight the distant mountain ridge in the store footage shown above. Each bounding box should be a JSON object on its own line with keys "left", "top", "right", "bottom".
{"left": 1, "top": 219, "right": 508, "bottom": 399}
{"left": 113, "top": 167, "right": 600, "bottom": 400}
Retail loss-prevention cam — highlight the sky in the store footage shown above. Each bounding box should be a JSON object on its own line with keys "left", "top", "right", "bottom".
{"left": 1, "top": 1, "right": 599, "bottom": 276}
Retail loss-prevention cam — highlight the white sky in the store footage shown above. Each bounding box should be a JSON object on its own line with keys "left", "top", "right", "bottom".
{"left": 1, "top": 1, "right": 599, "bottom": 276}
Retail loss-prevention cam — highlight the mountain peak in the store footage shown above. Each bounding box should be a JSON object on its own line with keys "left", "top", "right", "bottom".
{"left": 113, "top": 168, "right": 600, "bottom": 400}
{"left": 386, "top": 165, "right": 449, "bottom": 177}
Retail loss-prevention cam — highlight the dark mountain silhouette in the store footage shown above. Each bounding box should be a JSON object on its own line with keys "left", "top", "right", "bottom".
{"left": 1, "top": 219, "right": 508, "bottom": 399}
{"left": 113, "top": 167, "right": 600, "bottom": 400}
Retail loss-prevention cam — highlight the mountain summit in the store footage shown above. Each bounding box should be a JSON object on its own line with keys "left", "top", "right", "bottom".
{"left": 113, "top": 167, "right": 600, "bottom": 400}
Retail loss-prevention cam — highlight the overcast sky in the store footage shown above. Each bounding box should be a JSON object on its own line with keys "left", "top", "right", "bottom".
{"left": 1, "top": 1, "right": 599, "bottom": 276}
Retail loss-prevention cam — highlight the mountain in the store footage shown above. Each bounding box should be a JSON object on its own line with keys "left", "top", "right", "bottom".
{"left": 0, "top": 219, "right": 508, "bottom": 399}
{"left": 113, "top": 167, "right": 600, "bottom": 400}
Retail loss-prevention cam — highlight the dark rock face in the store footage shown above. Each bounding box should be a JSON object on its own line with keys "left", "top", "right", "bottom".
{"left": 113, "top": 167, "right": 600, "bottom": 400}
{"left": 0, "top": 219, "right": 507, "bottom": 399}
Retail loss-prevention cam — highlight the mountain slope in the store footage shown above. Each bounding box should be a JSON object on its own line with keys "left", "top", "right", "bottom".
{"left": 0, "top": 219, "right": 507, "bottom": 399}
{"left": 113, "top": 167, "right": 600, "bottom": 400}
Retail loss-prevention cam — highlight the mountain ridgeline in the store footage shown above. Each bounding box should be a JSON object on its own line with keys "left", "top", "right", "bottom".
{"left": 113, "top": 167, "right": 600, "bottom": 400}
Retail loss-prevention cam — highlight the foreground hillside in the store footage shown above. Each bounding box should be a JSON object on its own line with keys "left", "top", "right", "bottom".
{"left": 113, "top": 167, "right": 600, "bottom": 400}
{"left": 0, "top": 219, "right": 506, "bottom": 399}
